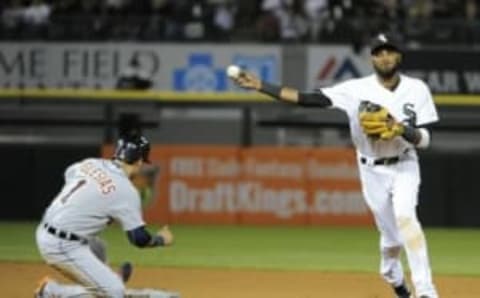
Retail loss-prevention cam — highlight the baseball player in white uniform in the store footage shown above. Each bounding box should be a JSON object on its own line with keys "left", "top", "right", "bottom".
{"left": 35, "top": 135, "right": 177, "bottom": 298}
{"left": 230, "top": 33, "right": 439, "bottom": 298}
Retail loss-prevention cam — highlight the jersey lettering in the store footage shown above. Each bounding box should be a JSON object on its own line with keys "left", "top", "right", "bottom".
{"left": 60, "top": 179, "right": 86, "bottom": 204}
{"left": 80, "top": 161, "right": 117, "bottom": 195}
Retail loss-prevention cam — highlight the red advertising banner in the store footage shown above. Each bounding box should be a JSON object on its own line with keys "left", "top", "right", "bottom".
{"left": 102, "top": 145, "right": 373, "bottom": 226}
{"left": 307, "top": 148, "right": 371, "bottom": 225}
{"left": 162, "top": 146, "right": 240, "bottom": 224}
{"left": 238, "top": 147, "right": 310, "bottom": 225}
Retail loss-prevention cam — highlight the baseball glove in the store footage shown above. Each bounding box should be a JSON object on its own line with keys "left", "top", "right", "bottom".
{"left": 358, "top": 101, "right": 404, "bottom": 140}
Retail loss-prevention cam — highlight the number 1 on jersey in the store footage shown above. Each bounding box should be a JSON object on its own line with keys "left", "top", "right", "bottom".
{"left": 60, "top": 179, "right": 87, "bottom": 204}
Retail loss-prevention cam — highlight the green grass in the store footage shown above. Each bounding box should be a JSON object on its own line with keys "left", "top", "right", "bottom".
{"left": 1, "top": 222, "right": 480, "bottom": 276}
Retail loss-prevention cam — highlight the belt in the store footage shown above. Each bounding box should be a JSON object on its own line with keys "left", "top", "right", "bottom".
{"left": 43, "top": 223, "right": 86, "bottom": 243}
{"left": 360, "top": 156, "right": 400, "bottom": 166}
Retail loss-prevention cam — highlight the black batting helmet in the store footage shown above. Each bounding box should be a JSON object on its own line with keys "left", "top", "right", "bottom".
{"left": 113, "top": 135, "right": 151, "bottom": 164}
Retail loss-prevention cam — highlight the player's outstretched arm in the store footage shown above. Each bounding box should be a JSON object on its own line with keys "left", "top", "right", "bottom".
{"left": 227, "top": 65, "right": 332, "bottom": 108}
{"left": 228, "top": 66, "right": 299, "bottom": 103}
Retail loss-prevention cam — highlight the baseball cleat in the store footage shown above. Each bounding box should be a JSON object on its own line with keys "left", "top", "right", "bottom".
{"left": 33, "top": 276, "right": 50, "bottom": 298}
{"left": 393, "top": 282, "right": 411, "bottom": 298}
{"left": 119, "top": 261, "right": 133, "bottom": 283}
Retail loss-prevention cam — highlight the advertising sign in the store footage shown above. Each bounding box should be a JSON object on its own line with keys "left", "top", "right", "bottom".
{"left": 307, "top": 46, "right": 372, "bottom": 89}
{"left": 103, "top": 145, "right": 372, "bottom": 226}
{"left": 0, "top": 43, "right": 281, "bottom": 91}
{"left": 307, "top": 45, "right": 480, "bottom": 94}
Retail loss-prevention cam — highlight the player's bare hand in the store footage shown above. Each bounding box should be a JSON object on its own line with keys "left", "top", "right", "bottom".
{"left": 158, "top": 225, "right": 174, "bottom": 246}
{"left": 233, "top": 71, "right": 262, "bottom": 90}
{"left": 227, "top": 65, "right": 261, "bottom": 90}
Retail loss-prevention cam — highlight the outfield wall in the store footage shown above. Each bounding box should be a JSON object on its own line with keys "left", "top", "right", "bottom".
{"left": 3, "top": 43, "right": 480, "bottom": 95}
{"left": 0, "top": 144, "right": 99, "bottom": 220}
{"left": 2, "top": 143, "right": 480, "bottom": 227}
{"left": 2, "top": 43, "right": 480, "bottom": 226}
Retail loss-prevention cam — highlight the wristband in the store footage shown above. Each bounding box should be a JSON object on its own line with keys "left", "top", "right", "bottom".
{"left": 401, "top": 125, "right": 418, "bottom": 144}
{"left": 260, "top": 82, "right": 282, "bottom": 99}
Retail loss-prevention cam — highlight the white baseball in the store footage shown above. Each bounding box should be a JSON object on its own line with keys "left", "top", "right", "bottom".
{"left": 226, "top": 65, "right": 241, "bottom": 78}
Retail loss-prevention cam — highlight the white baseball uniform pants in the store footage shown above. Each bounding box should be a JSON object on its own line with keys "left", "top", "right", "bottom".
{"left": 357, "top": 152, "right": 438, "bottom": 298}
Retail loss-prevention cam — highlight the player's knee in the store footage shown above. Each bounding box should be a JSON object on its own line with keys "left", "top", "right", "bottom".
{"left": 396, "top": 216, "right": 426, "bottom": 251}
{"left": 89, "top": 236, "right": 107, "bottom": 263}
{"left": 395, "top": 215, "right": 416, "bottom": 230}
{"left": 396, "top": 215, "right": 421, "bottom": 236}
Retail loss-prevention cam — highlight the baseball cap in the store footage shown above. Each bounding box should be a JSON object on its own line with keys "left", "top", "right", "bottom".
{"left": 370, "top": 33, "right": 402, "bottom": 54}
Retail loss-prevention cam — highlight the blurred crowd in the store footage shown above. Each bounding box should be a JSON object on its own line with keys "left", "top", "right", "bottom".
{"left": 1, "top": 0, "right": 480, "bottom": 45}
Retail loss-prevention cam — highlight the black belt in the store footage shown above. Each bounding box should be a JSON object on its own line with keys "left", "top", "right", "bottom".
{"left": 360, "top": 156, "right": 400, "bottom": 166}
{"left": 43, "top": 223, "right": 86, "bottom": 243}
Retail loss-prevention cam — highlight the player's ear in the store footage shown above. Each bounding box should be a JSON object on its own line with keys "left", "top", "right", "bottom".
{"left": 397, "top": 52, "right": 402, "bottom": 64}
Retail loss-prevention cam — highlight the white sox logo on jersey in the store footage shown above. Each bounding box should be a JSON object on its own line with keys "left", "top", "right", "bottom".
{"left": 402, "top": 103, "right": 417, "bottom": 126}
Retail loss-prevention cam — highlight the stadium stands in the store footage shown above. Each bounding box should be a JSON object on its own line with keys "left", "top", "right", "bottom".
{"left": 1, "top": 0, "right": 479, "bottom": 45}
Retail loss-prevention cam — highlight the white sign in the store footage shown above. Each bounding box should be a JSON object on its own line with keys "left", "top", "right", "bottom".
{"left": 0, "top": 43, "right": 281, "bottom": 91}
{"left": 306, "top": 46, "right": 372, "bottom": 89}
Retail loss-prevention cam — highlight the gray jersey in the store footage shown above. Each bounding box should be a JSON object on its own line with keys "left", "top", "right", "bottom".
{"left": 42, "top": 158, "right": 145, "bottom": 236}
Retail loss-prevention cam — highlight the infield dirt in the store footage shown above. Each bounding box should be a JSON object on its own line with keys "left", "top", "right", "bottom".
{"left": 1, "top": 262, "right": 478, "bottom": 297}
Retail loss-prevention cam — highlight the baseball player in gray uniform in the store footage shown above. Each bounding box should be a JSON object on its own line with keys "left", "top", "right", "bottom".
{"left": 229, "top": 33, "right": 439, "bottom": 298}
{"left": 35, "top": 135, "right": 177, "bottom": 298}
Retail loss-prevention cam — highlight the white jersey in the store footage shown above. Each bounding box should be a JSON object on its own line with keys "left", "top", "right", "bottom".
{"left": 322, "top": 74, "right": 438, "bottom": 158}
{"left": 42, "top": 158, "right": 145, "bottom": 236}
